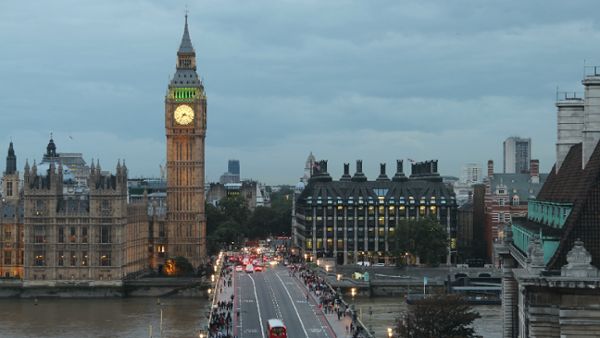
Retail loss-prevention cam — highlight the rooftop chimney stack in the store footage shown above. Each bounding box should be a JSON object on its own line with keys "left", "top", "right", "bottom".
{"left": 351, "top": 160, "right": 367, "bottom": 182}
{"left": 487, "top": 160, "right": 494, "bottom": 178}
{"left": 582, "top": 68, "right": 600, "bottom": 169}
{"left": 376, "top": 163, "right": 390, "bottom": 182}
{"left": 340, "top": 163, "right": 352, "bottom": 181}
{"left": 530, "top": 159, "right": 540, "bottom": 184}
{"left": 556, "top": 92, "right": 584, "bottom": 173}
{"left": 392, "top": 160, "right": 407, "bottom": 182}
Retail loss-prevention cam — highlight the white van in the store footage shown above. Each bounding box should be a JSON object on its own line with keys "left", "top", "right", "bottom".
{"left": 246, "top": 264, "right": 254, "bottom": 273}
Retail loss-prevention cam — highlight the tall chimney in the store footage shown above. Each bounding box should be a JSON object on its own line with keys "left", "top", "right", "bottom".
{"left": 340, "top": 163, "right": 351, "bottom": 181}
{"left": 376, "top": 163, "right": 390, "bottom": 181}
{"left": 582, "top": 70, "right": 600, "bottom": 168}
{"left": 351, "top": 160, "right": 367, "bottom": 182}
{"left": 487, "top": 160, "right": 494, "bottom": 178}
{"left": 530, "top": 159, "right": 539, "bottom": 184}
{"left": 556, "top": 94, "right": 584, "bottom": 173}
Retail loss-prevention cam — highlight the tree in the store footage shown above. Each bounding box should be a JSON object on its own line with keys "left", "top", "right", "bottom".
{"left": 247, "top": 206, "right": 279, "bottom": 238}
{"left": 395, "top": 217, "right": 448, "bottom": 266}
{"left": 206, "top": 202, "right": 227, "bottom": 235}
{"left": 218, "top": 195, "right": 250, "bottom": 226}
{"left": 398, "top": 294, "right": 481, "bottom": 338}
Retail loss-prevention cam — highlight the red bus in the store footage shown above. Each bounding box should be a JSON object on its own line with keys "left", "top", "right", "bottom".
{"left": 267, "top": 319, "right": 287, "bottom": 338}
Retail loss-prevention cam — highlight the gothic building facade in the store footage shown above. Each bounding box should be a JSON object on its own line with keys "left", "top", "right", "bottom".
{"left": 0, "top": 139, "right": 150, "bottom": 284}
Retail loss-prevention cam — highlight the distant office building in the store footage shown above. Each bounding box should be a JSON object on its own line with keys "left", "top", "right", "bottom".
{"left": 453, "top": 163, "right": 483, "bottom": 207}
{"left": 219, "top": 160, "right": 241, "bottom": 184}
{"left": 228, "top": 160, "right": 240, "bottom": 176}
{"left": 461, "top": 163, "right": 482, "bottom": 184}
{"left": 294, "top": 159, "right": 457, "bottom": 265}
{"left": 503, "top": 137, "right": 531, "bottom": 173}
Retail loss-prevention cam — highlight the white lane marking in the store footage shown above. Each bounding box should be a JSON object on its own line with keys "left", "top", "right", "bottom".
{"left": 275, "top": 272, "right": 310, "bottom": 338}
{"left": 248, "top": 274, "right": 266, "bottom": 338}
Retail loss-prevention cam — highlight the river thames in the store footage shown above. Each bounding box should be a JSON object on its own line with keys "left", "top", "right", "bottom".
{"left": 0, "top": 296, "right": 500, "bottom": 338}
{"left": 0, "top": 298, "right": 211, "bottom": 338}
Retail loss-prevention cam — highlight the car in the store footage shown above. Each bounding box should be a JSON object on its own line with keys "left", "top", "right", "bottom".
{"left": 245, "top": 264, "right": 254, "bottom": 273}
{"left": 235, "top": 265, "right": 243, "bottom": 272}
{"left": 356, "top": 261, "right": 371, "bottom": 267}
{"left": 373, "top": 263, "right": 385, "bottom": 267}
{"left": 254, "top": 265, "right": 263, "bottom": 272}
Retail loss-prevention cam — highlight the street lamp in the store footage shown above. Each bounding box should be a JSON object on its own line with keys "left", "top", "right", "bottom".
{"left": 337, "top": 274, "right": 342, "bottom": 281}
{"left": 351, "top": 287, "right": 356, "bottom": 298}
{"left": 387, "top": 327, "right": 393, "bottom": 338}
{"left": 325, "top": 265, "right": 330, "bottom": 272}
{"left": 211, "top": 274, "right": 215, "bottom": 283}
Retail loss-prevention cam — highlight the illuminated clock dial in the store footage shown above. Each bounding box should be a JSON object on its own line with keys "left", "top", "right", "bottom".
{"left": 174, "top": 104, "right": 194, "bottom": 125}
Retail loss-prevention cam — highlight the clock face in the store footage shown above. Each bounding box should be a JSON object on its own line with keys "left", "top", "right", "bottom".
{"left": 174, "top": 105, "right": 194, "bottom": 125}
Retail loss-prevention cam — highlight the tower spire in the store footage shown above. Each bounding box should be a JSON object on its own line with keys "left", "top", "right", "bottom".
{"left": 178, "top": 12, "right": 194, "bottom": 55}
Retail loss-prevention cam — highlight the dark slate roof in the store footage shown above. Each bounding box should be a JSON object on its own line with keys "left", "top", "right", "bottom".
{"left": 523, "top": 142, "right": 600, "bottom": 269}
{"left": 488, "top": 173, "right": 548, "bottom": 202}
{"left": 297, "top": 179, "right": 456, "bottom": 206}
{"left": 537, "top": 143, "right": 585, "bottom": 203}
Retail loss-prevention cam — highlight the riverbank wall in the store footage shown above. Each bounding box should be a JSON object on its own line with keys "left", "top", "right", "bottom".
{"left": 0, "top": 278, "right": 210, "bottom": 298}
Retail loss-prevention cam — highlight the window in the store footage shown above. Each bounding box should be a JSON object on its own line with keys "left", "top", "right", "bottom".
{"left": 81, "top": 227, "right": 88, "bottom": 243}
{"left": 4, "top": 231, "right": 11, "bottom": 240}
{"left": 58, "top": 227, "right": 64, "bottom": 243}
{"left": 70, "top": 251, "right": 77, "bottom": 266}
{"left": 6, "top": 182, "right": 12, "bottom": 196}
{"left": 100, "top": 226, "right": 111, "bottom": 243}
{"left": 100, "top": 251, "right": 111, "bottom": 266}
{"left": 34, "top": 226, "right": 45, "bottom": 244}
{"left": 499, "top": 213, "right": 505, "bottom": 223}
{"left": 58, "top": 251, "right": 64, "bottom": 266}
{"left": 498, "top": 199, "right": 505, "bottom": 206}
{"left": 82, "top": 251, "right": 88, "bottom": 266}
{"left": 34, "top": 252, "right": 45, "bottom": 266}
{"left": 4, "top": 251, "right": 11, "bottom": 265}
{"left": 69, "top": 227, "right": 76, "bottom": 243}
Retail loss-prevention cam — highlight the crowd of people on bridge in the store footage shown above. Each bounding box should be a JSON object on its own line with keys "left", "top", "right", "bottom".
{"left": 295, "top": 264, "right": 367, "bottom": 338}
{"left": 209, "top": 299, "right": 234, "bottom": 338}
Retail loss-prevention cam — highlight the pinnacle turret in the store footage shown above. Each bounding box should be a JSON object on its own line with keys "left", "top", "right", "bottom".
{"left": 178, "top": 14, "right": 195, "bottom": 55}
{"left": 5, "top": 142, "right": 16, "bottom": 174}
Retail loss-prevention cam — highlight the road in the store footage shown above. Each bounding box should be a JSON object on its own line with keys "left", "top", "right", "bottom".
{"left": 235, "top": 265, "right": 335, "bottom": 338}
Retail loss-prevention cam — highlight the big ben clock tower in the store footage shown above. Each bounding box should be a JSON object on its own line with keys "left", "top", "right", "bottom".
{"left": 165, "top": 15, "right": 207, "bottom": 268}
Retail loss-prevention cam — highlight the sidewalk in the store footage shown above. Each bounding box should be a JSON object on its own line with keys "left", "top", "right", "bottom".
{"left": 293, "top": 269, "right": 367, "bottom": 338}
{"left": 208, "top": 266, "right": 236, "bottom": 338}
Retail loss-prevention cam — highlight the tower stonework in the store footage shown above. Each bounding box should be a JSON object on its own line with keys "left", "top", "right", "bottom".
{"left": 165, "top": 15, "right": 207, "bottom": 268}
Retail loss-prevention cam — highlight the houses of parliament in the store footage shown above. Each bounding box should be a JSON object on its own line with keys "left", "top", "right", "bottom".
{"left": 0, "top": 16, "right": 207, "bottom": 284}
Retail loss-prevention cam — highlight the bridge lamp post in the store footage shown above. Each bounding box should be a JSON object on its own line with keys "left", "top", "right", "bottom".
{"left": 387, "top": 327, "right": 393, "bottom": 338}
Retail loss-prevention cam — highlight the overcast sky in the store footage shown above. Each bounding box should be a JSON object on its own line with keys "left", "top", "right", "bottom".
{"left": 2, "top": 0, "right": 600, "bottom": 184}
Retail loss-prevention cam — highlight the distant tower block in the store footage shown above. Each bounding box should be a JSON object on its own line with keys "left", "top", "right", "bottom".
{"left": 582, "top": 68, "right": 600, "bottom": 168}
{"left": 556, "top": 93, "right": 584, "bottom": 173}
